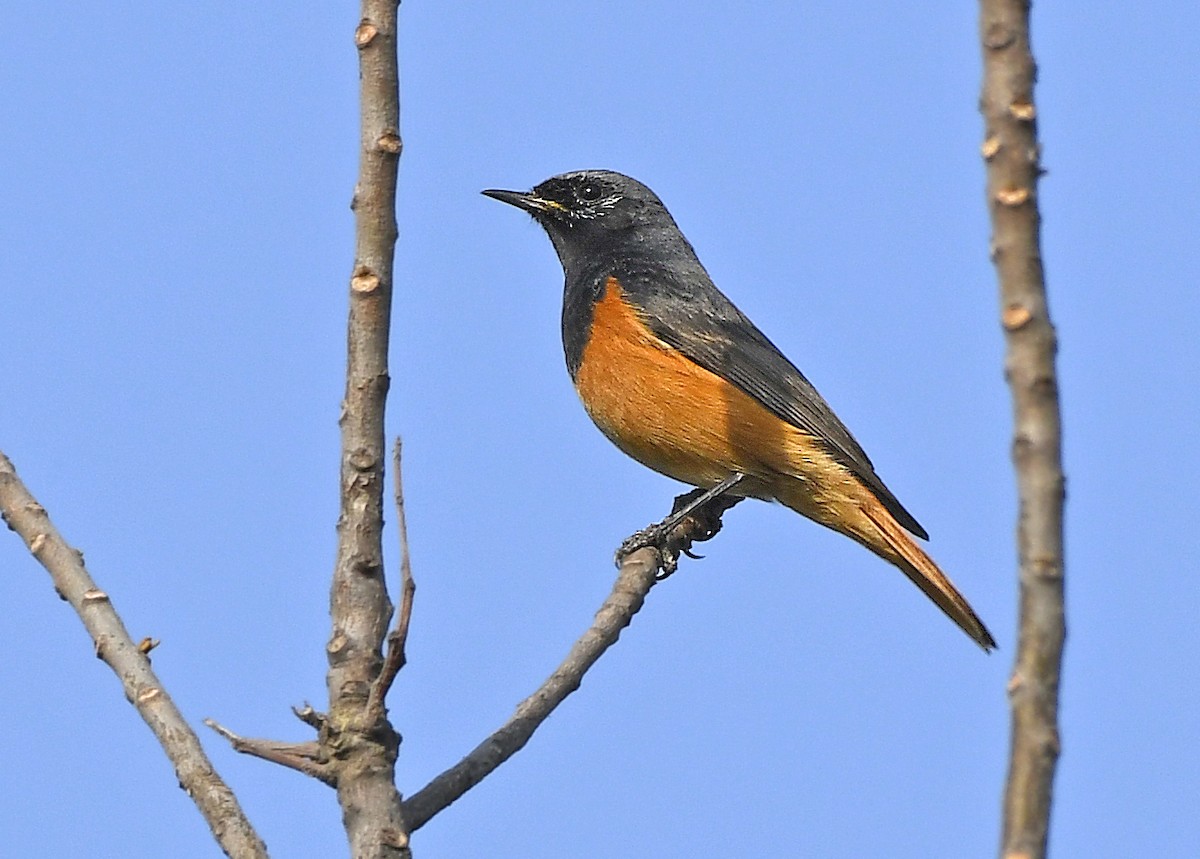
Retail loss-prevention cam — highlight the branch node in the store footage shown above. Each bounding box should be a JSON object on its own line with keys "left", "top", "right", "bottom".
{"left": 293, "top": 703, "right": 328, "bottom": 730}
{"left": 995, "top": 186, "right": 1031, "bottom": 206}
{"left": 1009, "top": 100, "right": 1036, "bottom": 121}
{"left": 377, "top": 131, "right": 403, "bottom": 154}
{"left": 1002, "top": 304, "right": 1033, "bottom": 331}
{"left": 347, "top": 448, "right": 378, "bottom": 471}
{"left": 983, "top": 22, "right": 1015, "bottom": 50}
{"left": 380, "top": 827, "right": 410, "bottom": 849}
{"left": 354, "top": 20, "right": 378, "bottom": 48}
{"left": 327, "top": 632, "right": 350, "bottom": 656}
{"left": 350, "top": 266, "right": 381, "bottom": 294}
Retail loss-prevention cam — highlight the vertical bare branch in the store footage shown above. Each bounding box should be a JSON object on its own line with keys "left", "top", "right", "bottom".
{"left": 0, "top": 452, "right": 269, "bottom": 859}
{"left": 978, "top": 3, "right": 1066, "bottom": 858}
{"left": 325, "top": 2, "right": 408, "bottom": 858}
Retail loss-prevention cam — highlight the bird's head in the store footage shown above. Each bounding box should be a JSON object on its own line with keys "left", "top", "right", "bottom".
{"left": 483, "top": 170, "right": 678, "bottom": 272}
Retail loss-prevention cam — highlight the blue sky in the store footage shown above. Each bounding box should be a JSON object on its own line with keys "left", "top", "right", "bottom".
{"left": 3, "top": 3, "right": 1197, "bottom": 857}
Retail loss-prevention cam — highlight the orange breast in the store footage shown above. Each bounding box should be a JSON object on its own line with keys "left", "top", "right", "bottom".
{"left": 574, "top": 278, "right": 806, "bottom": 495}
{"left": 576, "top": 278, "right": 889, "bottom": 541}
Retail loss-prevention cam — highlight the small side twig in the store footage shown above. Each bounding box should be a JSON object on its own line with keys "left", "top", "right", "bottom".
{"left": 402, "top": 489, "right": 740, "bottom": 831}
{"left": 367, "top": 438, "right": 416, "bottom": 722}
{"left": 204, "top": 719, "right": 335, "bottom": 787}
{"left": 0, "top": 451, "right": 269, "bottom": 859}
{"left": 292, "top": 702, "right": 327, "bottom": 731}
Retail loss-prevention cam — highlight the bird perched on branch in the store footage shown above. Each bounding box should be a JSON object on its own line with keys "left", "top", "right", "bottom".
{"left": 484, "top": 170, "right": 995, "bottom": 651}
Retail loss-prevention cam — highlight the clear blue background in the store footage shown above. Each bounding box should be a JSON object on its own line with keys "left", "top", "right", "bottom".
{"left": 3, "top": 3, "right": 1196, "bottom": 857}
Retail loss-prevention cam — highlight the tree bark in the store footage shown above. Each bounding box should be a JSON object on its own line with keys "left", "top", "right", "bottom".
{"left": 978, "top": 3, "right": 1067, "bottom": 857}
{"left": 0, "top": 452, "right": 269, "bottom": 859}
{"left": 323, "top": 2, "right": 409, "bottom": 857}
{"left": 403, "top": 548, "right": 661, "bottom": 830}
{"left": 403, "top": 490, "right": 741, "bottom": 830}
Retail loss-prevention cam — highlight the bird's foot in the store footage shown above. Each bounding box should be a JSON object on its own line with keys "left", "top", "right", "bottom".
{"left": 617, "top": 521, "right": 679, "bottom": 577}
{"left": 615, "top": 474, "right": 747, "bottom": 579}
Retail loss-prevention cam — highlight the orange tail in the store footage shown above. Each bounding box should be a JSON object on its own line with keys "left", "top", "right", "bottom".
{"left": 859, "top": 499, "right": 996, "bottom": 651}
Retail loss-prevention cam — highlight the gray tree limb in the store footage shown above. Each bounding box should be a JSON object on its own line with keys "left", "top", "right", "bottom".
{"left": 402, "top": 547, "right": 660, "bottom": 831}
{"left": 321, "top": 1, "right": 410, "bottom": 857}
{"left": 403, "top": 493, "right": 740, "bottom": 830}
{"left": 0, "top": 451, "right": 269, "bottom": 859}
{"left": 978, "top": 3, "right": 1067, "bottom": 857}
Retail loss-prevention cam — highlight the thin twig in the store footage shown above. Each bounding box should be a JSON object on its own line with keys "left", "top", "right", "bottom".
{"left": 402, "top": 492, "right": 739, "bottom": 831}
{"left": 0, "top": 451, "right": 269, "bottom": 859}
{"left": 204, "top": 719, "right": 335, "bottom": 787}
{"left": 978, "top": 4, "right": 1066, "bottom": 858}
{"left": 403, "top": 548, "right": 659, "bottom": 831}
{"left": 324, "top": 2, "right": 409, "bottom": 858}
{"left": 368, "top": 438, "right": 416, "bottom": 722}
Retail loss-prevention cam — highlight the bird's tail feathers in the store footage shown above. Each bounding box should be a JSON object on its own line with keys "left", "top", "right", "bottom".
{"left": 859, "top": 499, "right": 997, "bottom": 652}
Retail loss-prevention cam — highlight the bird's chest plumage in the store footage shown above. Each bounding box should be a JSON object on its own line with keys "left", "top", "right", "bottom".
{"left": 569, "top": 277, "right": 775, "bottom": 489}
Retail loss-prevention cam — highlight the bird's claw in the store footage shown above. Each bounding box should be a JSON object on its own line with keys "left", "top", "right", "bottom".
{"left": 614, "top": 475, "right": 746, "bottom": 578}
{"left": 615, "top": 522, "right": 677, "bottom": 573}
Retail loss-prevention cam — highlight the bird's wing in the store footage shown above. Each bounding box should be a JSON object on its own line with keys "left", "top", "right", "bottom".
{"left": 618, "top": 262, "right": 929, "bottom": 540}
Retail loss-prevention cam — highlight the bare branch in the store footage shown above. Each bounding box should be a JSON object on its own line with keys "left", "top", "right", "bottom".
{"left": 0, "top": 451, "right": 269, "bottom": 859}
{"left": 204, "top": 719, "right": 335, "bottom": 787}
{"left": 403, "top": 550, "right": 659, "bottom": 831}
{"left": 368, "top": 438, "right": 416, "bottom": 722}
{"left": 403, "top": 492, "right": 739, "bottom": 831}
{"left": 323, "top": 2, "right": 409, "bottom": 857}
{"left": 978, "top": 3, "right": 1066, "bottom": 858}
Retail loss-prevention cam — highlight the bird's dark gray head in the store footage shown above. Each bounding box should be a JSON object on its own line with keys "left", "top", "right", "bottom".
{"left": 483, "top": 170, "right": 688, "bottom": 274}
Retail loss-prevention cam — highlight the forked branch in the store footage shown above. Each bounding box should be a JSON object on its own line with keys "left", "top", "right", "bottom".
{"left": 322, "top": 1, "right": 409, "bottom": 857}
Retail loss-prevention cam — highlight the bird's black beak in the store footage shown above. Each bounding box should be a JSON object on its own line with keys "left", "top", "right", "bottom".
{"left": 481, "top": 188, "right": 561, "bottom": 217}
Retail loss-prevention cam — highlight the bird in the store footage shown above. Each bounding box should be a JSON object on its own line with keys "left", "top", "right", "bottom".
{"left": 482, "top": 170, "right": 996, "bottom": 651}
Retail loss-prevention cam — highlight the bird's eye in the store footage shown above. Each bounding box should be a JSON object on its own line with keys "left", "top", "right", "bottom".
{"left": 578, "top": 183, "right": 602, "bottom": 202}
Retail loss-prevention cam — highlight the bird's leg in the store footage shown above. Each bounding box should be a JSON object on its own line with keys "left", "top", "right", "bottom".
{"left": 663, "top": 472, "right": 746, "bottom": 531}
{"left": 616, "top": 472, "right": 746, "bottom": 577}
